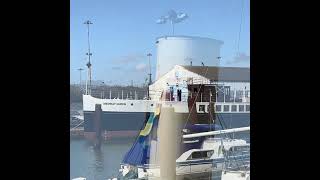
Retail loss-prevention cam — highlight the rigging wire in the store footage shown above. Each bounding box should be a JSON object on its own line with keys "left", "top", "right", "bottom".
{"left": 216, "top": 113, "right": 249, "bottom": 171}
{"left": 236, "top": 0, "right": 246, "bottom": 56}
{"left": 70, "top": 121, "right": 84, "bottom": 130}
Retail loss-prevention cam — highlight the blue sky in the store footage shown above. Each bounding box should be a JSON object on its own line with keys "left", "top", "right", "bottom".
{"left": 70, "top": 0, "right": 250, "bottom": 85}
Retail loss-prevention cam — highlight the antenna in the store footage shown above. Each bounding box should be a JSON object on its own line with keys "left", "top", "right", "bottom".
{"left": 84, "top": 20, "right": 93, "bottom": 95}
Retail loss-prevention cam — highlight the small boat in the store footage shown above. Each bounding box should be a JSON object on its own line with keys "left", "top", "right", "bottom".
{"left": 221, "top": 170, "right": 250, "bottom": 180}
{"left": 112, "top": 134, "right": 249, "bottom": 179}
{"left": 71, "top": 115, "right": 84, "bottom": 121}
{"left": 71, "top": 177, "right": 86, "bottom": 180}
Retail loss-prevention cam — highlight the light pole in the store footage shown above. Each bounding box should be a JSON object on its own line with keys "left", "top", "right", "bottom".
{"left": 84, "top": 20, "right": 93, "bottom": 95}
{"left": 102, "top": 81, "right": 105, "bottom": 99}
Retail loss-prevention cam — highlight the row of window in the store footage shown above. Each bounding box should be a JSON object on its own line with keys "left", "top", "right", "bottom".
{"left": 215, "top": 104, "right": 250, "bottom": 112}
{"left": 198, "top": 104, "right": 250, "bottom": 112}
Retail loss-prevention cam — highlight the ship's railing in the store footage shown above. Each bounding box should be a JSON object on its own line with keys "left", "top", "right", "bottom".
{"left": 187, "top": 78, "right": 211, "bottom": 85}
{"left": 149, "top": 90, "right": 250, "bottom": 113}
{"left": 90, "top": 87, "right": 148, "bottom": 100}
{"left": 122, "top": 156, "right": 227, "bottom": 169}
{"left": 224, "top": 153, "right": 250, "bottom": 171}
{"left": 149, "top": 89, "right": 249, "bottom": 103}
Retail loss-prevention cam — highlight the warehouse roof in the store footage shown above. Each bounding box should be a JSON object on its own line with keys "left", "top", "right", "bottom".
{"left": 181, "top": 66, "right": 250, "bottom": 82}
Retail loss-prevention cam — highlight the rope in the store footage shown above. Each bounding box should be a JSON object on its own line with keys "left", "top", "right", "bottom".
{"left": 70, "top": 121, "right": 84, "bottom": 130}
{"left": 236, "top": 0, "right": 245, "bottom": 55}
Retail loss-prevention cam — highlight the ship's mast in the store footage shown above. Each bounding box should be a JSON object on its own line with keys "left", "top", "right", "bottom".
{"left": 147, "top": 53, "right": 152, "bottom": 99}
{"left": 84, "top": 20, "right": 93, "bottom": 95}
{"left": 147, "top": 53, "right": 152, "bottom": 85}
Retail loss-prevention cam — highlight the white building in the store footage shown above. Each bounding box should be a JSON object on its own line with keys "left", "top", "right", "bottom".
{"left": 149, "top": 65, "right": 250, "bottom": 104}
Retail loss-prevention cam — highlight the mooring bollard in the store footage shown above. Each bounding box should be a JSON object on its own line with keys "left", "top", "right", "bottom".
{"left": 158, "top": 107, "right": 182, "bottom": 180}
{"left": 93, "top": 104, "right": 102, "bottom": 149}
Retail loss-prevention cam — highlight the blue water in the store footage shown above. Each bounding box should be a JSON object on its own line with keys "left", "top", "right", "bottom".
{"left": 70, "top": 138, "right": 135, "bottom": 180}
{"left": 70, "top": 103, "right": 136, "bottom": 180}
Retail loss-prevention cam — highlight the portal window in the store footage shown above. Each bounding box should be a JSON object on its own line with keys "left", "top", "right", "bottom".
{"left": 239, "top": 105, "right": 244, "bottom": 112}
{"left": 187, "top": 150, "right": 214, "bottom": 160}
{"left": 216, "top": 105, "right": 221, "bottom": 112}
{"left": 231, "top": 105, "right": 237, "bottom": 112}
{"left": 246, "top": 105, "right": 250, "bottom": 112}
{"left": 223, "top": 105, "right": 229, "bottom": 112}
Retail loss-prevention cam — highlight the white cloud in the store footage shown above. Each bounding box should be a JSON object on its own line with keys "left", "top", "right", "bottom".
{"left": 226, "top": 52, "right": 250, "bottom": 66}
{"left": 135, "top": 63, "right": 147, "bottom": 71}
{"left": 113, "top": 53, "right": 145, "bottom": 64}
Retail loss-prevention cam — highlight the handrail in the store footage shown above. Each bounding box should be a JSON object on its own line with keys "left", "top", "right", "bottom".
{"left": 183, "top": 127, "right": 250, "bottom": 139}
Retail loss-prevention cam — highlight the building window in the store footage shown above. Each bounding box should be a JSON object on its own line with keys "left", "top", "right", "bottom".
{"left": 239, "top": 105, "right": 244, "bottom": 112}
{"left": 236, "top": 90, "right": 243, "bottom": 102}
{"left": 245, "top": 105, "right": 250, "bottom": 112}
{"left": 230, "top": 90, "right": 235, "bottom": 101}
{"left": 231, "top": 105, "right": 237, "bottom": 112}
{"left": 245, "top": 90, "right": 250, "bottom": 98}
{"left": 223, "top": 105, "right": 229, "bottom": 112}
{"left": 216, "top": 105, "right": 221, "bottom": 112}
{"left": 199, "top": 105, "right": 205, "bottom": 112}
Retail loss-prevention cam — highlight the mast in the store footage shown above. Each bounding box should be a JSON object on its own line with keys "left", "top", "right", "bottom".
{"left": 147, "top": 53, "right": 152, "bottom": 100}
{"left": 84, "top": 20, "right": 93, "bottom": 95}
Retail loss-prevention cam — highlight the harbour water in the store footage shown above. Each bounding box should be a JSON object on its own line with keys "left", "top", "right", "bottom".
{"left": 70, "top": 138, "right": 135, "bottom": 180}
{"left": 70, "top": 103, "right": 136, "bottom": 180}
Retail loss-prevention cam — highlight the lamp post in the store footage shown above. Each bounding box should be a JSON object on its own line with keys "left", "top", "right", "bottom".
{"left": 84, "top": 20, "right": 93, "bottom": 95}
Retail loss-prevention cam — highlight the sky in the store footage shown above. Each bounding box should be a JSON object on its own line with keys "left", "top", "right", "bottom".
{"left": 70, "top": 0, "right": 250, "bottom": 85}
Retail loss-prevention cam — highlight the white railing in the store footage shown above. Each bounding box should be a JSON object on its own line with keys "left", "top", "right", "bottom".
{"left": 183, "top": 127, "right": 250, "bottom": 138}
